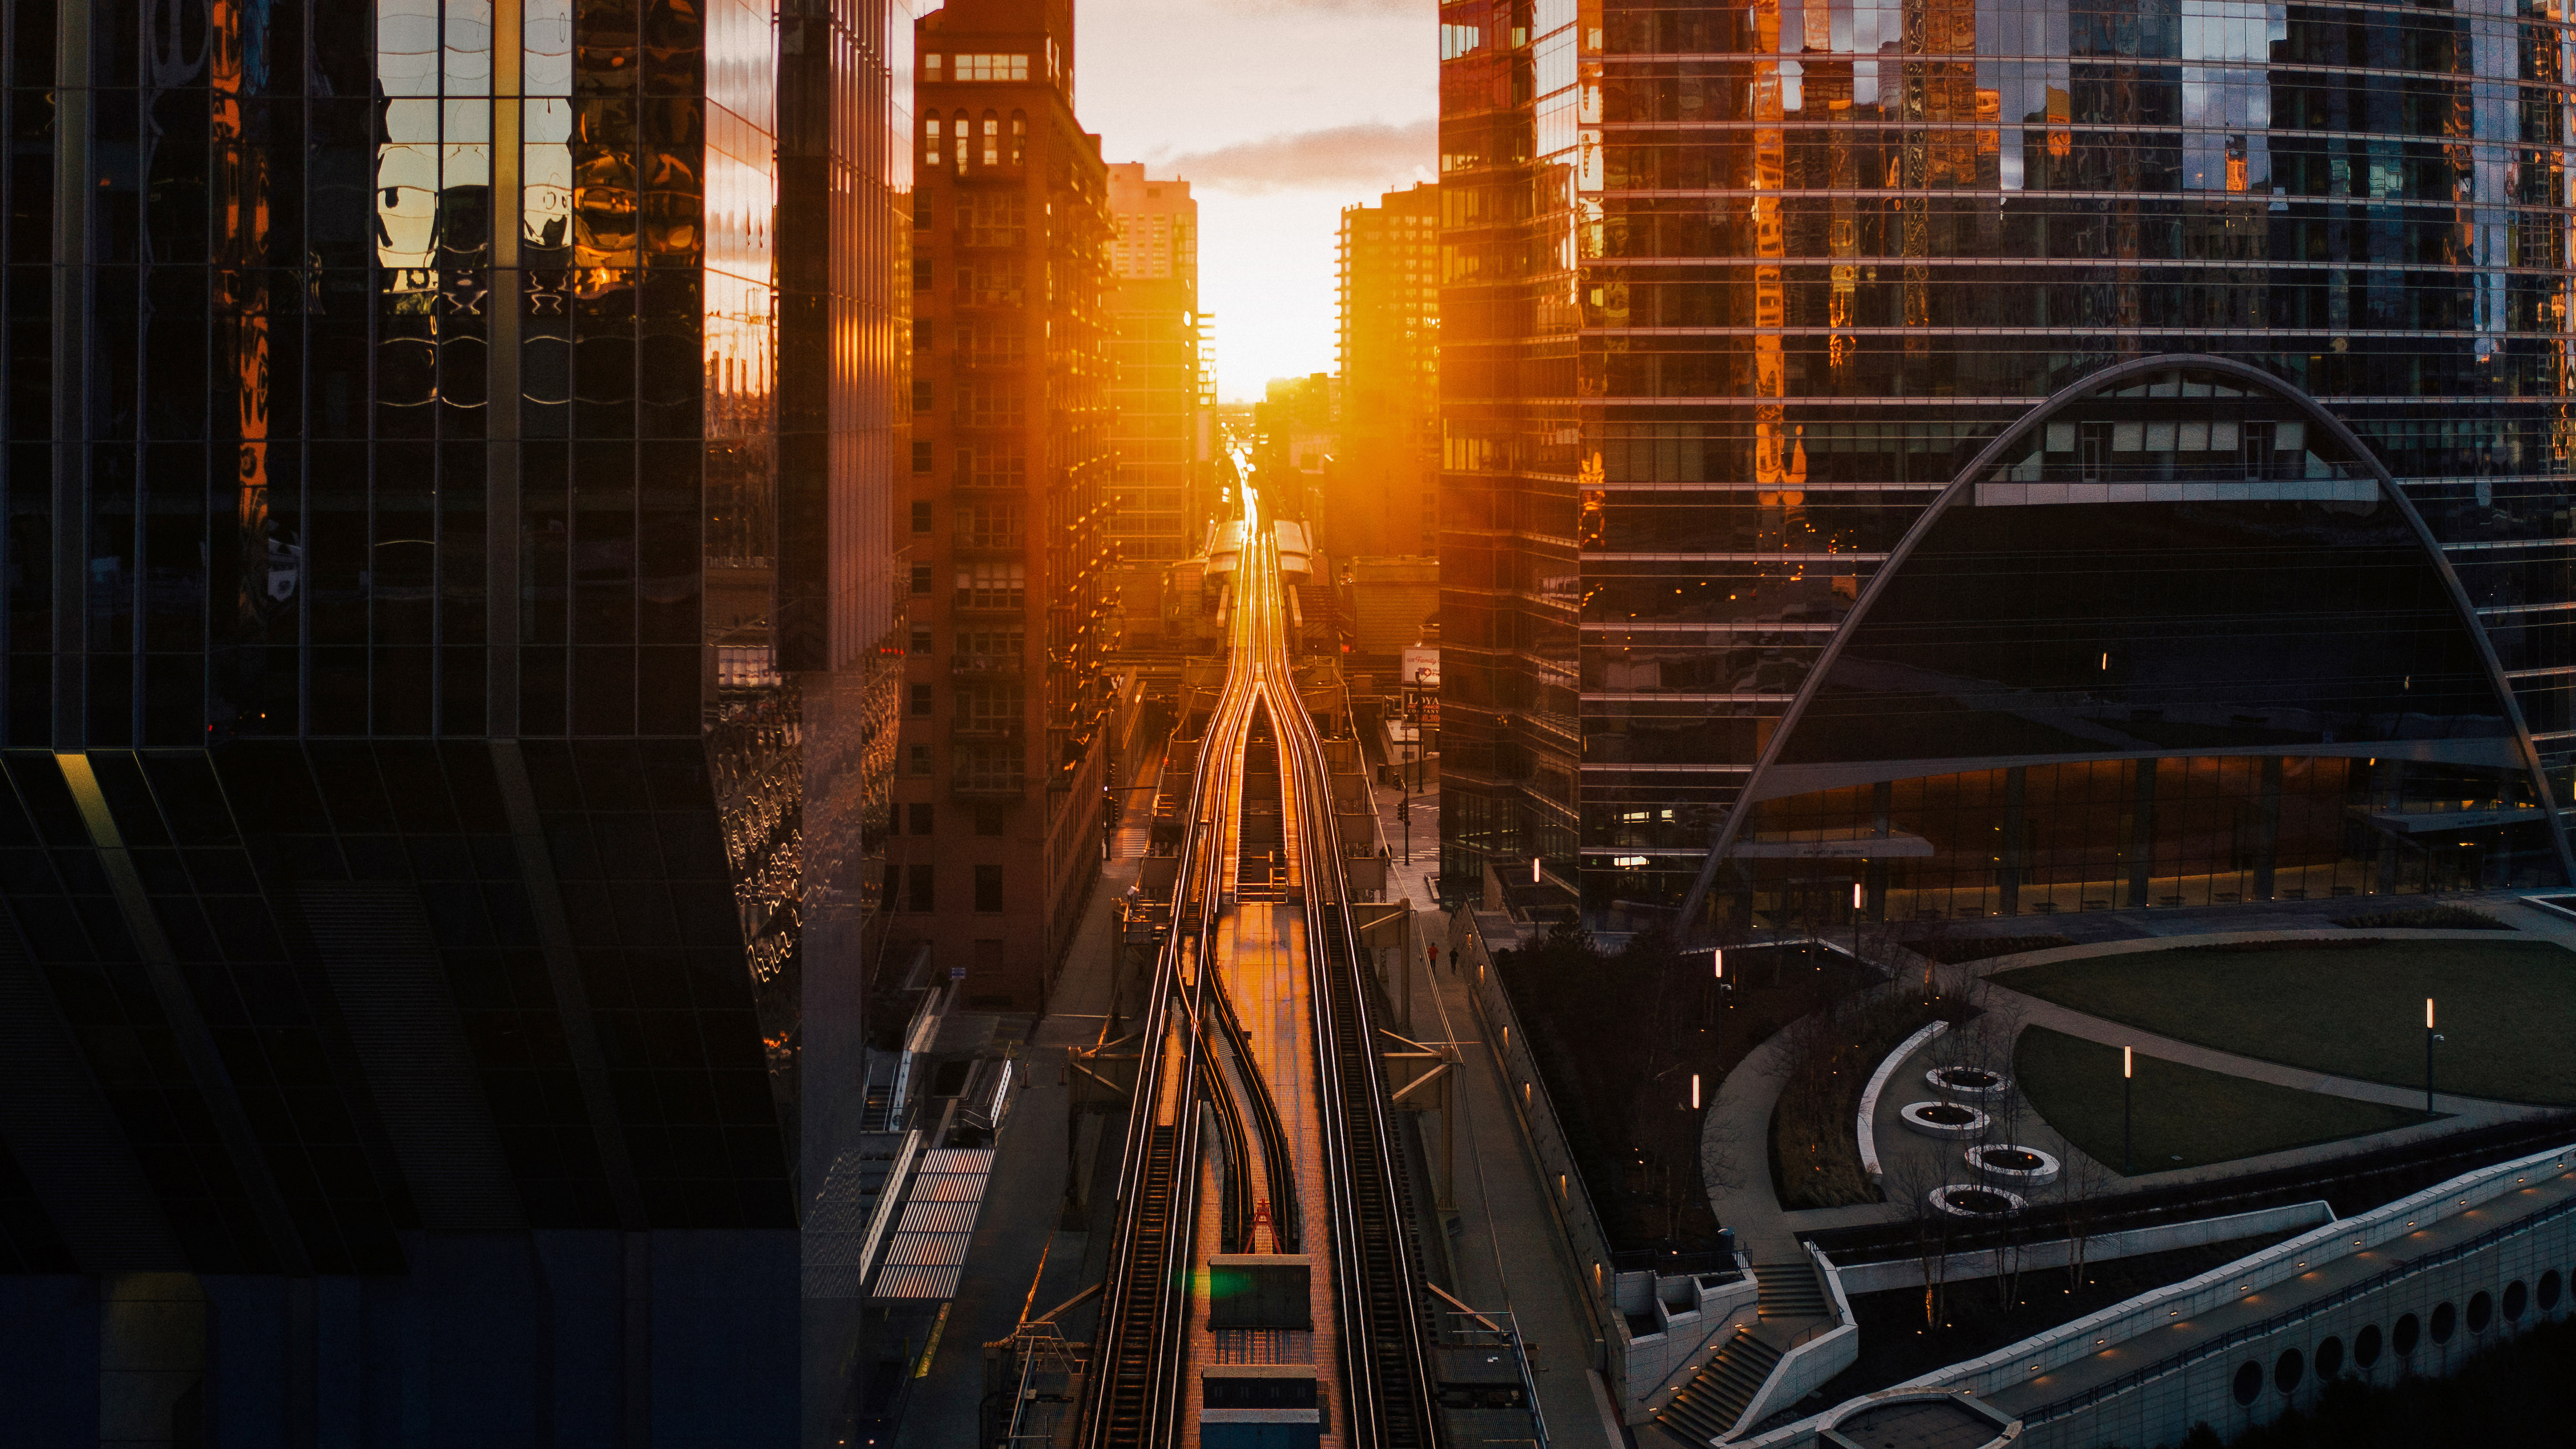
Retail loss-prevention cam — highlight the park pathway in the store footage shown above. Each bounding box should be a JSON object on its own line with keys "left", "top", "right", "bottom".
{"left": 1701, "top": 913, "right": 2569, "bottom": 1259}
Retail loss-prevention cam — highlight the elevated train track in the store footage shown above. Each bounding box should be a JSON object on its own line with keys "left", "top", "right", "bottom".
{"left": 1080, "top": 495, "right": 1441, "bottom": 1448}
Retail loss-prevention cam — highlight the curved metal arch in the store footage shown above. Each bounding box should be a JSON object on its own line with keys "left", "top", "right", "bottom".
{"left": 1672, "top": 353, "right": 2571, "bottom": 941}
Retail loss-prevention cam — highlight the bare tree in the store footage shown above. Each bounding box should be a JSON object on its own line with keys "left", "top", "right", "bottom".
{"left": 1881, "top": 1148, "right": 1959, "bottom": 1331}
{"left": 2054, "top": 1145, "right": 2123, "bottom": 1295}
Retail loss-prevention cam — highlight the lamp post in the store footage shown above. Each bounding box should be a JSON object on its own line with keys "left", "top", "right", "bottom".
{"left": 2426, "top": 997, "right": 2440, "bottom": 1115}
{"left": 2122, "top": 1045, "right": 2133, "bottom": 1176}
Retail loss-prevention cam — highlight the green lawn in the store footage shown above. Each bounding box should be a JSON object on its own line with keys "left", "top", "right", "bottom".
{"left": 1994, "top": 939, "right": 2576, "bottom": 1105}
{"left": 2015, "top": 1026, "right": 2438, "bottom": 1176}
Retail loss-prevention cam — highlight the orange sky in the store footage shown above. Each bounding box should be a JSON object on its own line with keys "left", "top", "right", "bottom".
{"left": 1075, "top": 0, "right": 1436, "bottom": 399}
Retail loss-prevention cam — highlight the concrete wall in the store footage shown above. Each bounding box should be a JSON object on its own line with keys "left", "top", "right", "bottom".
{"left": 1830, "top": 1201, "right": 2338, "bottom": 1295}
{"left": 1746, "top": 1143, "right": 2576, "bottom": 1449}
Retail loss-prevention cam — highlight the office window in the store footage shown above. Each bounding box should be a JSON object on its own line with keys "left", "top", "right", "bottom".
{"left": 910, "top": 624, "right": 933, "bottom": 653}
{"left": 912, "top": 440, "right": 932, "bottom": 472}
{"left": 922, "top": 116, "right": 941, "bottom": 169}
{"left": 910, "top": 684, "right": 933, "bottom": 716}
{"left": 911, "top": 564, "right": 933, "bottom": 594}
{"left": 908, "top": 745, "right": 933, "bottom": 776}
{"left": 908, "top": 803, "right": 935, "bottom": 835}
{"left": 912, "top": 501, "right": 933, "bottom": 532}
{"left": 951, "top": 53, "right": 1028, "bottom": 81}
{"left": 911, "top": 257, "right": 931, "bottom": 290}
{"left": 974, "top": 863, "right": 1004, "bottom": 913}
{"left": 954, "top": 562, "right": 1027, "bottom": 610}
{"left": 912, "top": 378, "right": 931, "bottom": 412}
{"left": 907, "top": 865, "right": 935, "bottom": 913}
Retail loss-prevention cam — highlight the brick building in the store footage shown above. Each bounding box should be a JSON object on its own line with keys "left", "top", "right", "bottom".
{"left": 900, "top": 0, "right": 1115, "bottom": 1007}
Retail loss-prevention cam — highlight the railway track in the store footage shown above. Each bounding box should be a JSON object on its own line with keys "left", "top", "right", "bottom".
{"left": 1080, "top": 497, "right": 1440, "bottom": 1448}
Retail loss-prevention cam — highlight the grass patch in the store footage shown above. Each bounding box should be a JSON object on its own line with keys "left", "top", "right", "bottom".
{"left": 2016, "top": 1026, "right": 2436, "bottom": 1174}
{"left": 2334, "top": 903, "right": 2508, "bottom": 931}
{"left": 1995, "top": 939, "right": 2576, "bottom": 1105}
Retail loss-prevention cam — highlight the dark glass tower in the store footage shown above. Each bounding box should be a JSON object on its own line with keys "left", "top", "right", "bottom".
{"left": 1440, "top": 0, "right": 2576, "bottom": 926}
{"left": 0, "top": 0, "right": 908, "bottom": 1438}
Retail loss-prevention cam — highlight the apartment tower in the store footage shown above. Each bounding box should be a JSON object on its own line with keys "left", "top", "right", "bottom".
{"left": 902, "top": 0, "right": 1114, "bottom": 1008}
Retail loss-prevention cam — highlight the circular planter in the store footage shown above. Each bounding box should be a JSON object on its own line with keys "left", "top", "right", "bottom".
{"left": 1965, "top": 1143, "right": 2061, "bottom": 1188}
{"left": 1924, "top": 1065, "right": 2013, "bottom": 1100}
{"left": 1928, "top": 1183, "right": 2029, "bottom": 1218}
{"left": 1900, "top": 1101, "right": 1991, "bottom": 1140}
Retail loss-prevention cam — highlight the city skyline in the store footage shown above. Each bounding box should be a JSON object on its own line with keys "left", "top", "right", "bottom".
{"left": 7, "top": 2, "right": 2576, "bottom": 1447}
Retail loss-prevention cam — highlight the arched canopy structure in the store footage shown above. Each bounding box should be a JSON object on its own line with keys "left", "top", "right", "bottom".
{"left": 1675, "top": 356, "right": 2567, "bottom": 935}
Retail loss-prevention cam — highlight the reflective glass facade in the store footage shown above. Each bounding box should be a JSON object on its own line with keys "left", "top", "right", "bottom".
{"left": 0, "top": 0, "right": 909, "bottom": 1438}
{"left": 1438, "top": 0, "right": 2576, "bottom": 922}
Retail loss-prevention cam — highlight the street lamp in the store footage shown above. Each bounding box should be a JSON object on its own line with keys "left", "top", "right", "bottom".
{"left": 2426, "top": 998, "right": 2444, "bottom": 1115}
{"left": 2123, "top": 1045, "right": 2133, "bottom": 1176}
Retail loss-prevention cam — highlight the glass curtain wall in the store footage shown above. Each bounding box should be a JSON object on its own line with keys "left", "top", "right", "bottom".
{"left": 1439, "top": 0, "right": 2576, "bottom": 915}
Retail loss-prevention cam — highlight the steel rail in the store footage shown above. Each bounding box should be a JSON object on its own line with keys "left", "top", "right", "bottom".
{"left": 1250, "top": 531, "right": 1447, "bottom": 1449}
{"left": 1078, "top": 601, "right": 1264, "bottom": 1448}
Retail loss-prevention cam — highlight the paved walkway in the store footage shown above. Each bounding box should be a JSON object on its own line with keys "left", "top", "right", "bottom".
{"left": 1355, "top": 748, "right": 1621, "bottom": 1448}
{"left": 1703, "top": 910, "right": 2575, "bottom": 1258}
{"left": 1405, "top": 899, "right": 1623, "bottom": 1449}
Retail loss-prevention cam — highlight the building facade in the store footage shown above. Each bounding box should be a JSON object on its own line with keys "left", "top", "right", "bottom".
{"left": 1335, "top": 182, "right": 1442, "bottom": 561}
{"left": 901, "top": 0, "right": 1113, "bottom": 1008}
{"left": 1439, "top": 0, "right": 2576, "bottom": 927}
{"left": 0, "top": 0, "right": 910, "bottom": 1441}
{"left": 1105, "top": 163, "right": 1211, "bottom": 645}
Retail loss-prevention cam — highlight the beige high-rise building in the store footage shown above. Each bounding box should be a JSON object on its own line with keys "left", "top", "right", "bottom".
{"left": 1105, "top": 164, "right": 1212, "bottom": 644}
{"left": 1334, "top": 182, "right": 1440, "bottom": 559}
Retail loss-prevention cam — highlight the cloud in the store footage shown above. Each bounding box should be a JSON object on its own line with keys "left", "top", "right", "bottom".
{"left": 1158, "top": 118, "right": 1436, "bottom": 195}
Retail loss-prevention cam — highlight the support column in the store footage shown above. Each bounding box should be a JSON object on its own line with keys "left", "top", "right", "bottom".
{"left": 2253, "top": 756, "right": 2282, "bottom": 900}
{"left": 2126, "top": 757, "right": 2158, "bottom": 909}
{"left": 1999, "top": 765, "right": 2026, "bottom": 916}
{"left": 1865, "top": 780, "right": 1891, "bottom": 921}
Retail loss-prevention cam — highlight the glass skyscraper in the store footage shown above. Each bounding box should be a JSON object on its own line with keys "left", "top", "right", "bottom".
{"left": 1441, "top": 0, "right": 2576, "bottom": 926}
{"left": 0, "top": 0, "right": 910, "bottom": 1438}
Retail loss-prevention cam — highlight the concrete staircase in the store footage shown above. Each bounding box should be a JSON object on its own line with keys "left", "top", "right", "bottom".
{"left": 1652, "top": 1327, "right": 1783, "bottom": 1445}
{"left": 1754, "top": 1260, "right": 1829, "bottom": 1318}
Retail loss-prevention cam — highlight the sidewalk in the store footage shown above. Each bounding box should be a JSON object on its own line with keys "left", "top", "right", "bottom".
{"left": 1401, "top": 901, "right": 1626, "bottom": 1449}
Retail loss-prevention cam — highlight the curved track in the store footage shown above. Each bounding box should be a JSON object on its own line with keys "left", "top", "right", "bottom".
{"left": 1081, "top": 494, "right": 1441, "bottom": 1449}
